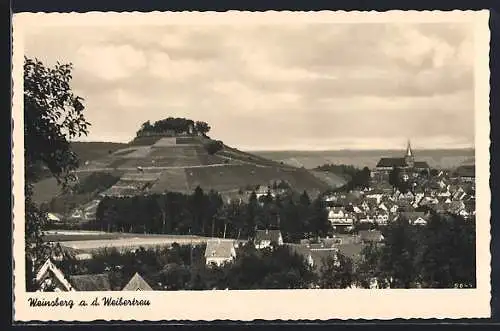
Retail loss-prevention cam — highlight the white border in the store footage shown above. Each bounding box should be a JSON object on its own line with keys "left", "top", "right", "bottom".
{"left": 12, "top": 10, "right": 491, "bottom": 321}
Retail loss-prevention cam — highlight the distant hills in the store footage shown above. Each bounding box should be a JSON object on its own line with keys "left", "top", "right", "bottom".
{"left": 32, "top": 135, "right": 347, "bottom": 206}
{"left": 253, "top": 148, "right": 475, "bottom": 170}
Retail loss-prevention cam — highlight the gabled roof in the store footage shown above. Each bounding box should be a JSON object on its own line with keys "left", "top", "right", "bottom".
{"left": 205, "top": 239, "right": 236, "bottom": 259}
{"left": 376, "top": 158, "right": 407, "bottom": 168}
{"left": 69, "top": 274, "right": 112, "bottom": 291}
{"left": 399, "top": 211, "right": 428, "bottom": 222}
{"left": 36, "top": 258, "right": 74, "bottom": 291}
{"left": 254, "top": 229, "right": 282, "bottom": 244}
{"left": 122, "top": 272, "right": 153, "bottom": 291}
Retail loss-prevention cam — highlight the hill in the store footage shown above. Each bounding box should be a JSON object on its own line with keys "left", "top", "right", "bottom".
{"left": 70, "top": 141, "right": 128, "bottom": 163}
{"left": 253, "top": 148, "right": 475, "bottom": 170}
{"left": 33, "top": 135, "right": 347, "bottom": 208}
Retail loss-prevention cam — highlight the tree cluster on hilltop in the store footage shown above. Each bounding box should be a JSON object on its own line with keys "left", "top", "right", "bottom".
{"left": 93, "top": 188, "right": 329, "bottom": 242}
{"left": 136, "top": 118, "right": 211, "bottom": 137}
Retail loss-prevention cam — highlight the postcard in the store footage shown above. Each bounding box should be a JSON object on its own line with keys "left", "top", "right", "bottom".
{"left": 12, "top": 10, "right": 491, "bottom": 321}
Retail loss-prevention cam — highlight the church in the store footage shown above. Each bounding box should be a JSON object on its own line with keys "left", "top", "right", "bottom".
{"left": 373, "top": 140, "right": 430, "bottom": 179}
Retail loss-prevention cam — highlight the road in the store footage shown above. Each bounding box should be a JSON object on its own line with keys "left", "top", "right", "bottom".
{"left": 75, "top": 163, "right": 243, "bottom": 173}
{"left": 74, "top": 162, "right": 276, "bottom": 173}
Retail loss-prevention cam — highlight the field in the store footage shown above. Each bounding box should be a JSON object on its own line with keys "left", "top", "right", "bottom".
{"left": 149, "top": 168, "right": 190, "bottom": 193}
{"left": 253, "top": 149, "right": 475, "bottom": 170}
{"left": 43, "top": 230, "right": 243, "bottom": 254}
{"left": 70, "top": 141, "right": 128, "bottom": 162}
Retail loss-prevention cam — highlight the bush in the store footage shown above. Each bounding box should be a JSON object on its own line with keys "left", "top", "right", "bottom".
{"left": 204, "top": 140, "right": 224, "bottom": 155}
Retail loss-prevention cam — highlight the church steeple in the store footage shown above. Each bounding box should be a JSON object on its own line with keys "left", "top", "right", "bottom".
{"left": 406, "top": 139, "right": 413, "bottom": 157}
{"left": 405, "top": 139, "right": 414, "bottom": 167}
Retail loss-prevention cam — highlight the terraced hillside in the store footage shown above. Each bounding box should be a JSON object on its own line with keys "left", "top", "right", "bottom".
{"left": 33, "top": 135, "right": 348, "bottom": 208}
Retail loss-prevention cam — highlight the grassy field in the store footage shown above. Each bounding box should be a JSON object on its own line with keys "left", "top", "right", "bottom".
{"left": 43, "top": 230, "right": 203, "bottom": 242}
{"left": 149, "top": 168, "right": 190, "bottom": 193}
{"left": 70, "top": 141, "right": 128, "bottom": 162}
{"left": 44, "top": 230, "right": 243, "bottom": 253}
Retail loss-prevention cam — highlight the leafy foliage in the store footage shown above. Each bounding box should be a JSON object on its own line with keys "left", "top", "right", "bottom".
{"left": 204, "top": 140, "right": 224, "bottom": 155}
{"left": 357, "top": 213, "right": 476, "bottom": 288}
{"left": 315, "top": 164, "right": 371, "bottom": 191}
{"left": 135, "top": 117, "right": 211, "bottom": 137}
{"left": 24, "top": 57, "right": 90, "bottom": 290}
{"left": 319, "top": 254, "right": 355, "bottom": 289}
{"left": 58, "top": 243, "right": 316, "bottom": 290}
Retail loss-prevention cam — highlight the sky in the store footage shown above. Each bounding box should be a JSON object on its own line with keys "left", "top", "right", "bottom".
{"left": 23, "top": 22, "right": 475, "bottom": 151}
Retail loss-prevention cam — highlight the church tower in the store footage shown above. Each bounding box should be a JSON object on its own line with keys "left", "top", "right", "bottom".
{"left": 404, "top": 139, "right": 414, "bottom": 168}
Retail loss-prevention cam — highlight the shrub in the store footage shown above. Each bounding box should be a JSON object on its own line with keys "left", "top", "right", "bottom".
{"left": 204, "top": 140, "right": 224, "bottom": 155}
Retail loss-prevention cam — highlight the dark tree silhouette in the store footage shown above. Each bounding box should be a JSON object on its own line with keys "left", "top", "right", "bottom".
{"left": 24, "top": 57, "right": 90, "bottom": 291}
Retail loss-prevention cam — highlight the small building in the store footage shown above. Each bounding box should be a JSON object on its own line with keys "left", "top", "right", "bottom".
{"left": 396, "top": 211, "right": 430, "bottom": 226}
{"left": 454, "top": 164, "right": 475, "bottom": 182}
{"left": 47, "top": 213, "right": 63, "bottom": 223}
{"left": 122, "top": 272, "right": 153, "bottom": 291}
{"left": 254, "top": 229, "right": 284, "bottom": 249}
{"left": 328, "top": 207, "right": 355, "bottom": 226}
{"left": 35, "top": 258, "right": 74, "bottom": 292}
{"left": 204, "top": 239, "right": 237, "bottom": 267}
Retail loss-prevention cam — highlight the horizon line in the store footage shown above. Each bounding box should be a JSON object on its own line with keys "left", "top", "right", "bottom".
{"left": 70, "top": 140, "right": 475, "bottom": 152}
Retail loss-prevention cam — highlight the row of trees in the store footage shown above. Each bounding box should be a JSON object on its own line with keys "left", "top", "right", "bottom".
{"left": 357, "top": 212, "right": 476, "bottom": 288}
{"left": 39, "top": 172, "right": 121, "bottom": 215}
{"left": 94, "top": 188, "right": 330, "bottom": 242}
{"left": 315, "top": 164, "right": 371, "bottom": 191}
{"left": 57, "top": 243, "right": 320, "bottom": 291}
{"left": 54, "top": 211, "right": 475, "bottom": 291}
{"left": 136, "top": 118, "right": 211, "bottom": 137}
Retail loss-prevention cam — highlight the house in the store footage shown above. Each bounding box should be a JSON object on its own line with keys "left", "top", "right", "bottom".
{"left": 454, "top": 164, "right": 475, "bottom": 182}
{"left": 357, "top": 213, "right": 375, "bottom": 224}
{"left": 378, "top": 202, "right": 388, "bottom": 212}
{"left": 255, "top": 185, "right": 275, "bottom": 200}
{"left": 358, "top": 230, "right": 384, "bottom": 244}
{"left": 397, "top": 211, "right": 429, "bottom": 226}
{"left": 35, "top": 258, "right": 75, "bottom": 292}
{"left": 365, "top": 190, "right": 384, "bottom": 204}
{"left": 47, "top": 213, "right": 63, "bottom": 223}
{"left": 374, "top": 212, "right": 389, "bottom": 225}
{"left": 254, "top": 229, "right": 284, "bottom": 249}
{"left": 353, "top": 205, "right": 363, "bottom": 213}
{"left": 69, "top": 274, "right": 112, "bottom": 291}
{"left": 389, "top": 204, "right": 399, "bottom": 214}
{"left": 69, "top": 199, "right": 101, "bottom": 222}
{"left": 122, "top": 272, "right": 153, "bottom": 291}
{"left": 205, "top": 239, "right": 237, "bottom": 267}
{"left": 328, "top": 207, "right": 355, "bottom": 225}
